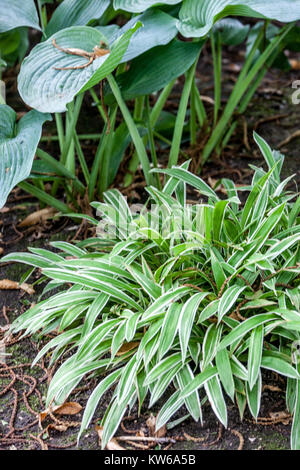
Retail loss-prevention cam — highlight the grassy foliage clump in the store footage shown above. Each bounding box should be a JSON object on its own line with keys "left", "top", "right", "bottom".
{"left": 3, "top": 134, "right": 300, "bottom": 448}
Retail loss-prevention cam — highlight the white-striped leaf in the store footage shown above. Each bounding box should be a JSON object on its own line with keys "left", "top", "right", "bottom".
{"left": 179, "top": 292, "right": 209, "bottom": 363}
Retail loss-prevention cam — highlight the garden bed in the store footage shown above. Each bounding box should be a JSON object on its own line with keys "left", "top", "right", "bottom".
{"left": 1, "top": 54, "right": 299, "bottom": 449}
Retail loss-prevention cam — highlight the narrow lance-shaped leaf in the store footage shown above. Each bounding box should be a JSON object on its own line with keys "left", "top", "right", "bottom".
{"left": 248, "top": 325, "right": 264, "bottom": 390}
{"left": 204, "top": 375, "right": 228, "bottom": 427}
{"left": 179, "top": 292, "right": 209, "bottom": 363}
{"left": 0, "top": 105, "right": 51, "bottom": 208}
{"left": 45, "top": 0, "right": 110, "bottom": 37}
{"left": 78, "top": 369, "right": 121, "bottom": 443}
{"left": 218, "top": 286, "right": 246, "bottom": 324}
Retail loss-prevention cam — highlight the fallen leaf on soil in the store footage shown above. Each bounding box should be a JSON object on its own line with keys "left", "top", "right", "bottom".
{"left": 269, "top": 411, "right": 291, "bottom": 424}
{"left": 146, "top": 414, "right": 167, "bottom": 438}
{"left": 40, "top": 402, "right": 82, "bottom": 423}
{"left": 116, "top": 341, "right": 140, "bottom": 356}
{"left": 200, "top": 95, "right": 214, "bottom": 105}
{"left": 225, "top": 63, "right": 242, "bottom": 73}
{"left": 0, "top": 279, "right": 35, "bottom": 295}
{"left": 18, "top": 207, "right": 57, "bottom": 227}
{"left": 290, "top": 59, "right": 300, "bottom": 70}
{"left": 95, "top": 425, "right": 125, "bottom": 450}
{"left": 45, "top": 423, "right": 68, "bottom": 433}
{"left": 262, "top": 384, "right": 282, "bottom": 393}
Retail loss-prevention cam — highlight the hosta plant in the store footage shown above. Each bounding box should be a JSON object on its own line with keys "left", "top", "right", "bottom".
{"left": 2, "top": 0, "right": 300, "bottom": 210}
{"left": 2, "top": 134, "right": 300, "bottom": 448}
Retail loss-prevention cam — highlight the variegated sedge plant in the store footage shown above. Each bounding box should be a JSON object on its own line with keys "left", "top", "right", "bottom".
{"left": 2, "top": 134, "right": 300, "bottom": 449}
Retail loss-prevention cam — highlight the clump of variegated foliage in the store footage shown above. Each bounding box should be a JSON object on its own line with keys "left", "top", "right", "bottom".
{"left": 2, "top": 134, "right": 300, "bottom": 449}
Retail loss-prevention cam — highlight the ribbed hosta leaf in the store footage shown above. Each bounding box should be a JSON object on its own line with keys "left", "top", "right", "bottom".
{"left": 113, "top": 0, "right": 182, "bottom": 13}
{"left": 177, "top": 0, "right": 300, "bottom": 38}
{"left": 109, "top": 9, "right": 178, "bottom": 62}
{"left": 18, "top": 24, "right": 140, "bottom": 113}
{"left": 0, "top": 105, "right": 51, "bottom": 208}
{"left": 45, "top": 0, "right": 110, "bottom": 36}
{"left": 0, "top": 0, "right": 40, "bottom": 33}
{"left": 105, "top": 40, "right": 202, "bottom": 102}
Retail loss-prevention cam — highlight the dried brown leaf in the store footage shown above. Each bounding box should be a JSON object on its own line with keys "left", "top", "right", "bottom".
{"left": 18, "top": 207, "right": 57, "bottom": 227}
{"left": 146, "top": 413, "right": 166, "bottom": 438}
{"left": 95, "top": 425, "right": 125, "bottom": 450}
{"left": 0, "top": 279, "right": 35, "bottom": 295}
{"left": 116, "top": 341, "right": 140, "bottom": 356}
{"left": 40, "top": 402, "right": 82, "bottom": 423}
{"left": 290, "top": 59, "right": 300, "bottom": 70}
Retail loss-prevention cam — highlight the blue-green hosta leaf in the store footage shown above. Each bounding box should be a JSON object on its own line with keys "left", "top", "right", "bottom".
{"left": 109, "top": 9, "right": 178, "bottom": 62}
{"left": 113, "top": 0, "right": 182, "bottom": 13}
{"left": 0, "top": 105, "right": 51, "bottom": 208}
{"left": 177, "top": 0, "right": 300, "bottom": 38}
{"left": 105, "top": 39, "right": 203, "bottom": 103}
{"left": 213, "top": 18, "right": 250, "bottom": 46}
{"left": 0, "top": 0, "right": 40, "bottom": 33}
{"left": 45, "top": 0, "right": 110, "bottom": 36}
{"left": 18, "top": 24, "right": 141, "bottom": 113}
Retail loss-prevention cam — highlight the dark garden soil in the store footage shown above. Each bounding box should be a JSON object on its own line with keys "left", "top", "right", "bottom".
{"left": 0, "top": 37, "right": 300, "bottom": 450}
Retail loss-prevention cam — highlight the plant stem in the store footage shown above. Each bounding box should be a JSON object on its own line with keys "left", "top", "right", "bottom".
{"left": 150, "top": 79, "right": 175, "bottom": 126}
{"left": 88, "top": 127, "right": 106, "bottom": 201}
{"left": 124, "top": 80, "right": 176, "bottom": 187}
{"left": 189, "top": 77, "right": 197, "bottom": 146}
{"left": 201, "top": 23, "right": 293, "bottom": 164}
{"left": 211, "top": 31, "right": 222, "bottom": 126}
{"left": 98, "top": 105, "right": 118, "bottom": 198}
{"left": 73, "top": 134, "right": 90, "bottom": 186}
{"left": 51, "top": 94, "right": 84, "bottom": 196}
{"left": 65, "top": 101, "right": 75, "bottom": 174}
{"left": 41, "top": 133, "right": 102, "bottom": 142}
{"left": 37, "top": 0, "right": 47, "bottom": 38}
{"left": 18, "top": 182, "right": 71, "bottom": 213}
{"left": 107, "top": 74, "right": 152, "bottom": 186}
{"left": 133, "top": 96, "right": 145, "bottom": 121}
{"left": 36, "top": 148, "right": 85, "bottom": 195}
{"left": 193, "top": 81, "right": 207, "bottom": 127}
{"left": 61, "top": 94, "right": 84, "bottom": 168}
{"left": 54, "top": 113, "right": 65, "bottom": 153}
{"left": 89, "top": 87, "right": 107, "bottom": 123}
{"left": 146, "top": 96, "right": 161, "bottom": 189}
{"left": 168, "top": 58, "right": 198, "bottom": 168}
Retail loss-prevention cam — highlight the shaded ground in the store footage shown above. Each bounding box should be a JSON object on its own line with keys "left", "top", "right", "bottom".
{"left": 1, "top": 36, "right": 300, "bottom": 451}
{"left": 0, "top": 289, "right": 293, "bottom": 450}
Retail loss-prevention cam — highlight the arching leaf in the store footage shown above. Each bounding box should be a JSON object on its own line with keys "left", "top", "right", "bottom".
{"left": 0, "top": 105, "right": 51, "bottom": 208}
{"left": 45, "top": 0, "right": 110, "bottom": 36}
{"left": 109, "top": 9, "right": 178, "bottom": 62}
{"left": 177, "top": 0, "right": 300, "bottom": 38}
{"left": 0, "top": 0, "right": 40, "bottom": 33}
{"left": 105, "top": 40, "right": 203, "bottom": 103}
{"left": 113, "top": 0, "right": 182, "bottom": 13}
